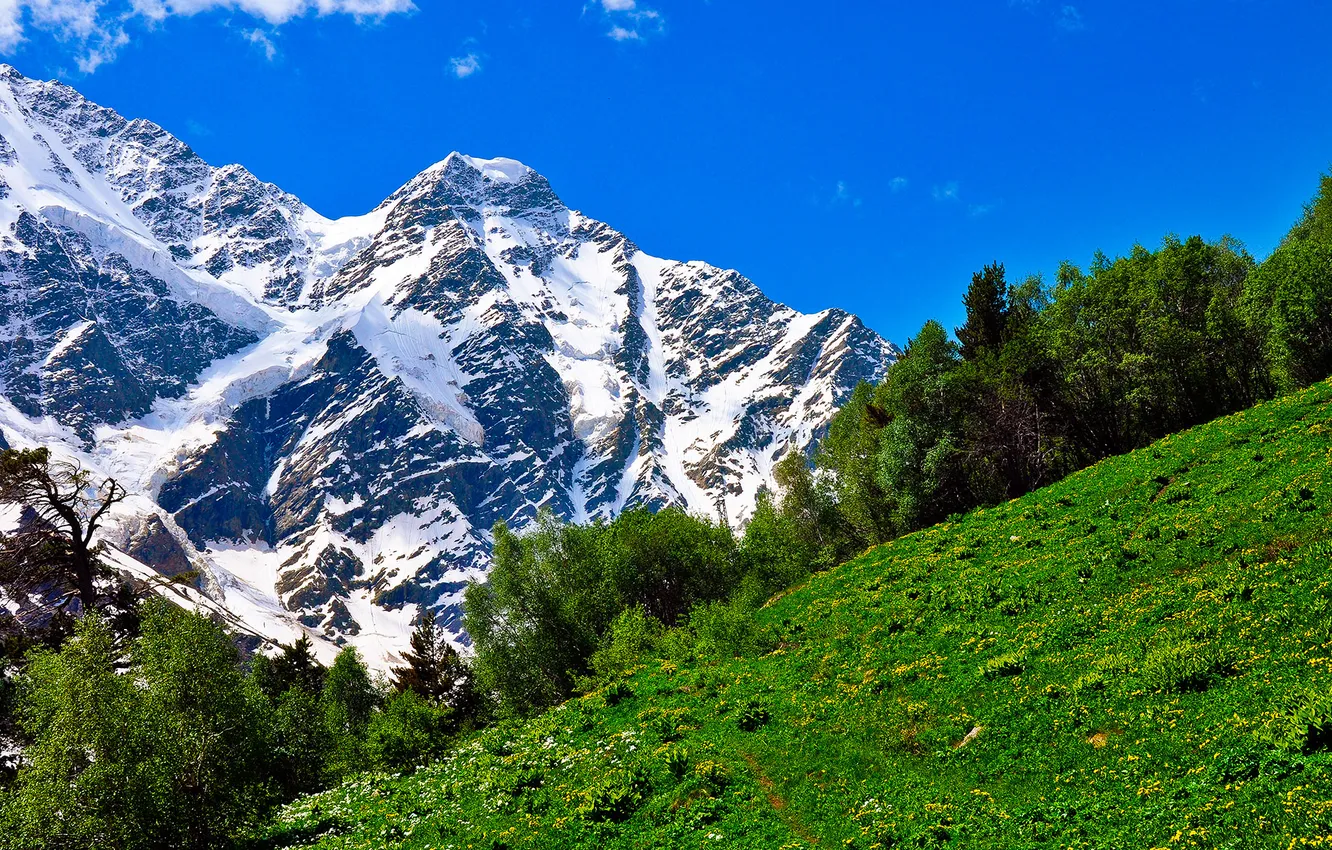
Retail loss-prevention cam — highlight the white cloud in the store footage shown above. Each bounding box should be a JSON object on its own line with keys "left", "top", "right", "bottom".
{"left": 243, "top": 26, "right": 275, "bottom": 60}
{"left": 143, "top": 0, "right": 412, "bottom": 24}
{"left": 932, "top": 181, "right": 960, "bottom": 202}
{"left": 0, "top": 1, "right": 21, "bottom": 52}
{"left": 831, "top": 180, "right": 862, "bottom": 207}
{"left": 0, "top": 0, "right": 415, "bottom": 71}
{"left": 596, "top": 0, "right": 660, "bottom": 42}
{"left": 889, "top": 176, "right": 909, "bottom": 193}
{"left": 450, "top": 51, "right": 479, "bottom": 78}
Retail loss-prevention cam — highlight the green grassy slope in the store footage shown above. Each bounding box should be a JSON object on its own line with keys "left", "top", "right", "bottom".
{"left": 257, "top": 380, "right": 1332, "bottom": 850}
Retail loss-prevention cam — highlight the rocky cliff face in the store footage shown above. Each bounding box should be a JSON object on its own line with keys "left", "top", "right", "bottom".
{"left": 0, "top": 66, "right": 898, "bottom": 664}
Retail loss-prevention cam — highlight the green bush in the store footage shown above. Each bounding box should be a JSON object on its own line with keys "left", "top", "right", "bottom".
{"left": 586, "top": 607, "right": 662, "bottom": 686}
{"left": 364, "top": 689, "right": 454, "bottom": 771}
{"left": 979, "top": 650, "right": 1027, "bottom": 679}
{"left": 662, "top": 745, "right": 689, "bottom": 780}
{"left": 736, "top": 698, "right": 771, "bottom": 731}
{"left": 1139, "top": 641, "right": 1233, "bottom": 693}
{"left": 690, "top": 584, "right": 776, "bottom": 659}
{"left": 1261, "top": 689, "right": 1332, "bottom": 754}
{"left": 577, "top": 766, "right": 650, "bottom": 822}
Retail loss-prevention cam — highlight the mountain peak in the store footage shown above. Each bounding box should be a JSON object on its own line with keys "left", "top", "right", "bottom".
{"left": 453, "top": 153, "right": 535, "bottom": 184}
{"left": 0, "top": 70, "right": 898, "bottom": 669}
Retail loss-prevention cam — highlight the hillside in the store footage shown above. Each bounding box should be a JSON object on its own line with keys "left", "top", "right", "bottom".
{"left": 256, "top": 378, "right": 1332, "bottom": 849}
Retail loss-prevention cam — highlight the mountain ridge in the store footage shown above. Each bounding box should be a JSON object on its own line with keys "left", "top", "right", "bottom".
{"left": 0, "top": 65, "right": 899, "bottom": 666}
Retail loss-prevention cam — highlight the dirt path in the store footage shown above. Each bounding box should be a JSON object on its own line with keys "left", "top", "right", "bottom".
{"left": 739, "top": 751, "right": 822, "bottom": 847}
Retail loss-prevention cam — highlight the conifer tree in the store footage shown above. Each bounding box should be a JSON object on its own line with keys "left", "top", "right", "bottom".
{"left": 262, "top": 635, "right": 325, "bottom": 697}
{"left": 955, "top": 262, "right": 1009, "bottom": 360}
{"left": 392, "top": 610, "right": 479, "bottom": 724}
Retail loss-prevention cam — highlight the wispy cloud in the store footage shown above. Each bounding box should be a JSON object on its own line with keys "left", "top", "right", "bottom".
{"left": 450, "top": 51, "right": 481, "bottom": 78}
{"left": 889, "top": 176, "right": 909, "bottom": 193}
{"left": 833, "top": 180, "right": 863, "bottom": 207}
{"left": 932, "top": 181, "right": 960, "bottom": 202}
{"left": 244, "top": 27, "right": 277, "bottom": 61}
{"left": 0, "top": 0, "right": 416, "bottom": 73}
{"left": 590, "top": 0, "right": 662, "bottom": 42}
{"left": 1009, "top": 0, "right": 1088, "bottom": 33}
{"left": 1057, "top": 5, "right": 1085, "bottom": 31}
{"left": 969, "top": 203, "right": 996, "bottom": 217}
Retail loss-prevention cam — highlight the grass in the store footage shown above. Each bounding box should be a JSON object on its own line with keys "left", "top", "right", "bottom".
{"left": 252, "top": 379, "right": 1332, "bottom": 849}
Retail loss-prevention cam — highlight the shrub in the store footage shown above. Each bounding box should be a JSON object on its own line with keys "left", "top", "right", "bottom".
{"left": 587, "top": 608, "right": 662, "bottom": 685}
{"left": 364, "top": 689, "right": 454, "bottom": 771}
{"left": 663, "top": 745, "right": 690, "bottom": 780}
{"left": 737, "top": 698, "right": 771, "bottom": 731}
{"left": 1140, "top": 641, "right": 1233, "bottom": 693}
{"left": 603, "top": 681, "right": 634, "bottom": 707}
{"left": 980, "top": 650, "right": 1027, "bottom": 679}
{"left": 690, "top": 583, "right": 776, "bottom": 659}
{"left": 1260, "top": 690, "right": 1332, "bottom": 754}
{"left": 577, "top": 766, "right": 650, "bottom": 822}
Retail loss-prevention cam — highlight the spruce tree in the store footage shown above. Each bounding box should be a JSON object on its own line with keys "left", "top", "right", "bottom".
{"left": 392, "top": 610, "right": 479, "bottom": 725}
{"left": 955, "top": 262, "right": 1009, "bottom": 360}
{"left": 261, "top": 635, "right": 325, "bottom": 697}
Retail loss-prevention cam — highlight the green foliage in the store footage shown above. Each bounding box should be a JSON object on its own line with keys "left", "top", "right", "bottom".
{"left": 662, "top": 745, "right": 689, "bottom": 781}
{"left": 265, "top": 684, "right": 330, "bottom": 797}
{"left": 577, "top": 766, "right": 650, "bottom": 822}
{"left": 688, "top": 582, "right": 775, "bottom": 659}
{"left": 255, "top": 379, "right": 1332, "bottom": 850}
{"left": 1245, "top": 178, "right": 1332, "bottom": 390}
{"left": 956, "top": 261, "right": 1009, "bottom": 360}
{"left": 875, "top": 319, "right": 970, "bottom": 531}
{"left": 807, "top": 212, "right": 1332, "bottom": 565}
{"left": 257, "top": 635, "right": 326, "bottom": 699}
{"left": 364, "top": 689, "right": 454, "bottom": 771}
{"left": 320, "top": 647, "right": 378, "bottom": 780}
{"left": 2, "top": 603, "right": 271, "bottom": 850}
{"left": 464, "top": 507, "right": 751, "bottom": 716}
{"left": 1139, "top": 639, "right": 1233, "bottom": 694}
{"left": 979, "top": 649, "right": 1026, "bottom": 680}
{"left": 391, "top": 610, "right": 482, "bottom": 729}
{"left": 586, "top": 607, "right": 662, "bottom": 685}
{"left": 1261, "top": 689, "right": 1332, "bottom": 754}
{"left": 735, "top": 698, "right": 771, "bottom": 732}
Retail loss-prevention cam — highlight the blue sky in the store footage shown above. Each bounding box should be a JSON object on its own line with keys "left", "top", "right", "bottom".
{"left": 2, "top": 1, "right": 1330, "bottom": 346}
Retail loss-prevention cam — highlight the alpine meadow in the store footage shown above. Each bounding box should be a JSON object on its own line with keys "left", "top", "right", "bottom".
{"left": 0, "top": 5, "right": 1330, "bottom": 849}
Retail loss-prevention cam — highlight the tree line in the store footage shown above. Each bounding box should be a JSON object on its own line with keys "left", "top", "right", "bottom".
{"left": 799, "top": 174, "right": 1332, "bottom": 559}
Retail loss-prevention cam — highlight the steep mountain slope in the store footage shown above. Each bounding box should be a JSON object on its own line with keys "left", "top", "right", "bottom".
{"left": 0, "top": 66, "right": 898, "bottom": 662}
{"left": 259, "top": 379, "right": 1332, "bottom": 850}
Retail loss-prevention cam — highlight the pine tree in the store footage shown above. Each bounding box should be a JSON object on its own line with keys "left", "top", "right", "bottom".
{"left": 955, "top": 262, "right": 1009, "bottom": 360}
{"left": 260, "top": 635, "right": 325, "bottom": 698}
{"left": 392, "top": 610, "right": 478, "bottom": 725}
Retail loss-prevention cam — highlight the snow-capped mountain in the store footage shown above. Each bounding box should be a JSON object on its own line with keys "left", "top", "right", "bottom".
{"left": 0, "top": 66, "right": 898, "bottom": 665}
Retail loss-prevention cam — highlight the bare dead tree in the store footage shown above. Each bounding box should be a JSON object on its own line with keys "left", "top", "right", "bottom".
{"left": 0, "top": 448, "right": 128, "bottom": 614}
